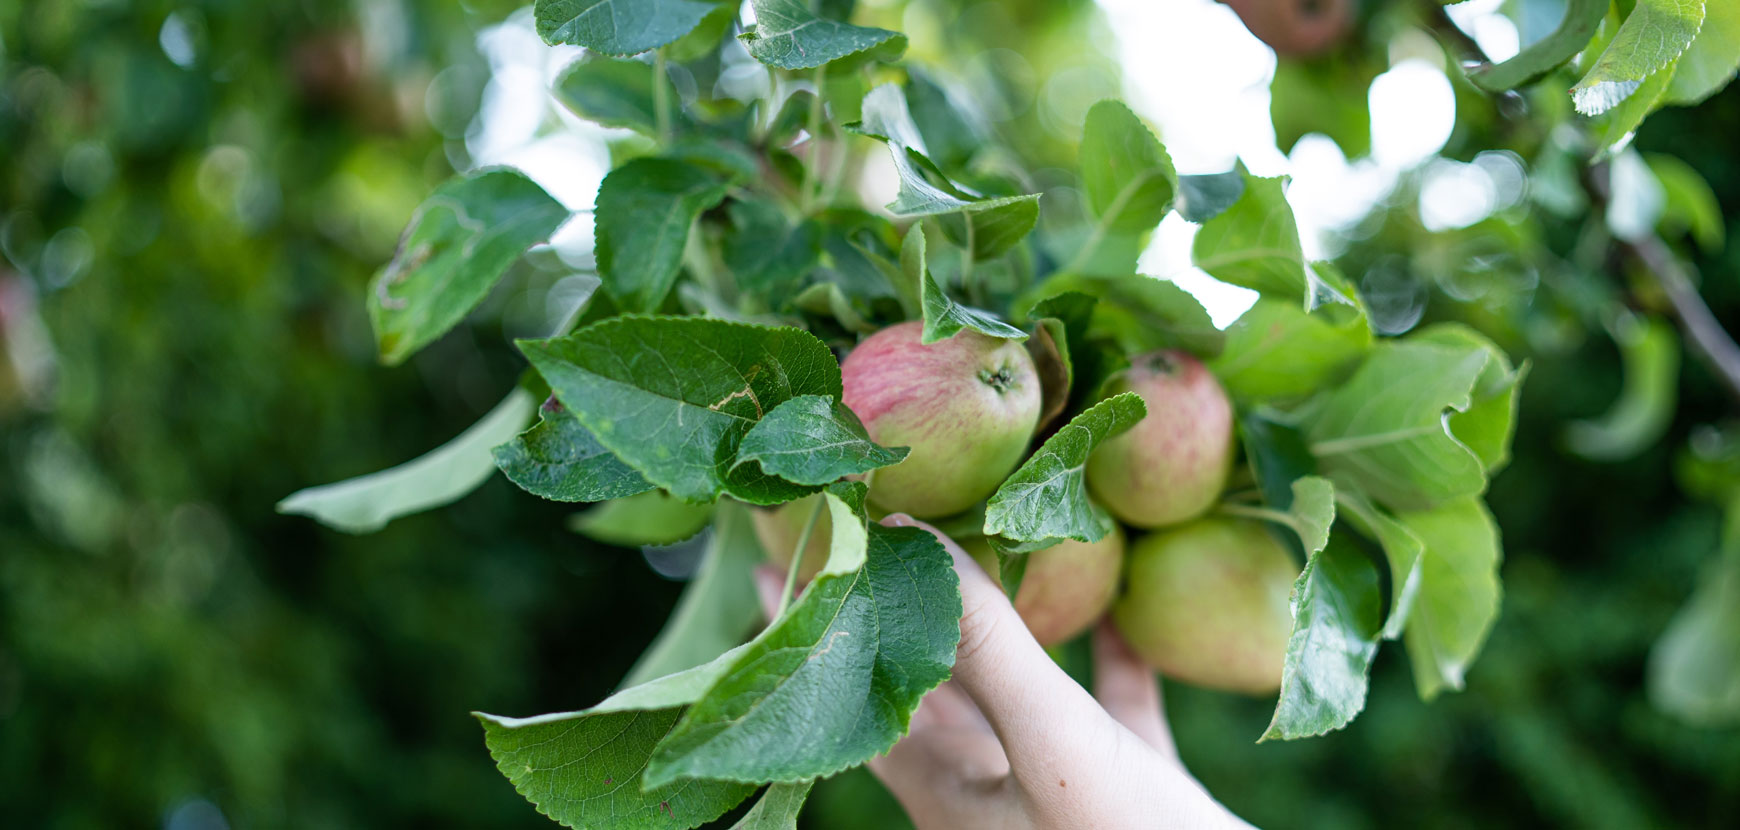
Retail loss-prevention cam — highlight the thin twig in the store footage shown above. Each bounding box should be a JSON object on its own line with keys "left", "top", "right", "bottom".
{"left": 1627, "top": 234, "right": 1740, "bottom": 406}
{"left": 1424, "top": 3, "right": 1740, "bottom": 407}
{"left": 1584, "top": 161, "right": 1740, "bottom": 406}
{"left": 800, "top": 65, "right": 827, "bottom": 213}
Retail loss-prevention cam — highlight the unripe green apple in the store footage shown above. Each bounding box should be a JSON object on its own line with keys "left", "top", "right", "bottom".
{"left": 1085, "top": 350, "right": 1233, "bottom": 528}
{"left": 749, "top": 494, "right": 832, "bottom": 582}
{"left": 1112, "top": 518, "right": 1297, "bottom": 695}
{"left": 963, "top": 527, "right": 1126, "bottom": 646}
{"left": 841, "top": 321, "right": 1042, "bottom": 518}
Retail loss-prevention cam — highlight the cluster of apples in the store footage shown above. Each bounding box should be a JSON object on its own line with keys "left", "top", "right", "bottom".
{"left": 751, "top": 321, "right": 1299, "bottom": 695}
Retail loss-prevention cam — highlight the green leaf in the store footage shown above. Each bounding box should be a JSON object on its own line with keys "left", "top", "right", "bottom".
{"left": 534, "top": 0, "right": 719, "bottom": 55}
{"left": 1238, "top": 473, "right": 1383, "bottom": 743}
{"left": 905, "top": 68, "right": 980, "bottom": 172}
{"left": 278, "top": 389, "right": 537, "bottom": 533}
{"left": 1397, "top": 498, "right": 1503, "bottom": 701}
{"left": 595, "top": 158, "right": 735, "bottom": 312}
{"left": 1033, "top": 272, "right": 1224, "bottom": 358}
{"left": 1336, "top": 487, "right": 1425, "bottom": 640}
{"left": 820, "top": 481, "right": 873, "bottom": 574}
{"left": 1571, "top": 0, "right": 1706, "bottom": 115}
{"left": 493, "top": 396, "right": 654, "bottom": 503}
{"left": 740, "top": 0, "right": 906, "bottom": 70}
{"left": 935, "top": 198, "right": 1044, "bottom": 261}
{"left": 1467, "top": 0, "right": 1608, "bottom": 91}
{"left": 368, "top": 170, "right": 569, "bottom": 365}
{"left": 1079, "top": 100, "right": 1177, "bottom": 235}
{"left": 1239, "top": 410, "right": 1318, "bottom": 513}
{"left": 1175, "top": 167, "right": 1246, "bottom": 223}
{"left": 1209, "top": 298, "right": 1371, "bottom": 404}
{"left": 1590, "top": 57, "right": 1679, "bottom": 153}
{"left": 477, "top": 646, "right": 762, "bottom": 830}
{"left": 519, "top": 317, "right": 839, "bottom": 504}
{"left": 1666, "top": 0, "right": 1740, "bottom": 105}
{"left": 623, "top": 503, "right": 765, "bottom": 687}
{"left": 1564, "top": 314, "right": 1676, "bottom": 463}
{"left": 730, "top": 781, "right": 815, "bottom": 829}
{"left": 1024, "top": 291, "right": 1099, "bottom": 425}
{"left": 665, "top": 0, "right": 740, "bottom": 62}
{"left": 723, "top": 199, "right": 823, "bottom": 297}
{"left": 554, "top": 55, "right": 674, "bottom": 136}
{"left": 570, "top": 490, "right": 716, "bottom": 547}
{"left": 1027, "top": 319, "right": 1072, "bottom": 431}
{"left": 1303, "top": 341, "right": 1489, "bottom": 512}
{"left": 847, "top": 84, "right": 1040, "bottom": 259}
{"left": 1269, "top": 57, "right": 1374, "bottom": 159}
{"left": 993, "top": 544, "right": 1031, "bottom": 602}
{"left": 1649, "top": 539, "right": 1740, "bottom": 726}
{"left": 983, "top": 392, "right": 1147, "bottom": 547}
{"left": 1279, "top": 476, "right": 1335, "bottom": 557}
{"left": 735, "top": 395, "right": 909, "bottom": 486}
{"left": 910, "top": 226, "right": 1027, "bottom": 344}
{"left": 1264, "top": 531, "right": 1383, "bottom": 741}
{"left": 794, "top": 282, "right": 875, "bottom": 334}
{"left": 1409, "top": 323, "right": 1527, "bottom": 474}
{"left": 644, "top": 522, "right": 960, "bottom": 786}
{"left": 767, "top": 90, "right": 821, "bottom": 147}
{"left": 1648, "top": 152, "right": 1726, "bottom": 251}
{"left": 1191, "top": 172, "right": 1309, "bottom": 301}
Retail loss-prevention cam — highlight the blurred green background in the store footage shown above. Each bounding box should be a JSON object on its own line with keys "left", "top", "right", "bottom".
{"left": 3, "top": 1, "right": 1738, "bottom": 828}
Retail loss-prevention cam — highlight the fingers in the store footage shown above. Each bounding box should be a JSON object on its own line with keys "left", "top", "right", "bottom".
{"left": 881, "top": 515, "right": 1115, "bottom": 783}
{"left": 868, "top": 682, "right": 1009, "bottom": 790}
{"left": 1091, "top": 620, "right": 1176, "bottom": 758}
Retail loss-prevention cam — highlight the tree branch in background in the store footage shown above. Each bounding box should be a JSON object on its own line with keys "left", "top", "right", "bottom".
{"left": 1581, "top": 160, "right": 1740, "bottom": 407}
{"left": 1625, "top": 234, "right": 1740, "bottom": 407}
{"left": 1425, "top": 0, "right": 1740, "bottom": 411}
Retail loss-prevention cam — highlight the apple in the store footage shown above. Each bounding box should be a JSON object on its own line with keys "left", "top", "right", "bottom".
{"left": 1085, "top": 349, "right": 1233, "bottom": 528}
{"left": 1112, "top": 518, "right": 1298, "bottom": 695}
{"left": 1222, "top": 0, "right": 1353, "bottom": 57}
{"left": 841, "top": 320, "right": 1042, "bottom": 518}
{"left": 962, "top": 527, "right": 1126, "bottom": 646}
{"left": 750, "top": 493, "right": 832, "bottom": 582}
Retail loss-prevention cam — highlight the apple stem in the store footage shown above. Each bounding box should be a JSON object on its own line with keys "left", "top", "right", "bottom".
{"left": 799, "top": 64, "right": 827, "bottom": 214}
{"left": 960, "top": 214, "right": 977, "bottom": 302}
{"left": 777, "top": 497, "right": 827, "bottom": 617}
{"left": 653, "top": 49, "right": 672, "bottom": 146}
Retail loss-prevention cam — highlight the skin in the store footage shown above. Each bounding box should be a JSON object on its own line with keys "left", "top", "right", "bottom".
{"left": 961, "top": 527, "right": 1126, "bottom": 646}
{"left": 842, "top": 321, "right": 1041, "bottom": 518}
{"left": 753, "top": 517, "right": 1254, "bottom": 830}
{"left": 750, "top": 493, "right": 832, "bottom": 582}
{"left": 1222, "top": 0, "right": 1353, "bottom": 57}
{"left": 1085, "top": 350, "right": 1233, "bottom": 529}
{"left": 1112, "top": 518, "right": 1298, "bottom": 695}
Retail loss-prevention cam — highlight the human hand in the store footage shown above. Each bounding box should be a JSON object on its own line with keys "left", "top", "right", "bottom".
{"left": 754, "top": 514, "right": 1256, "bottom": 830}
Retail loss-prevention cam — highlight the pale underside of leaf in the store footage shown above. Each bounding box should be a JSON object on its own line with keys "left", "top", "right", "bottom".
{"left": 277, "top": 388, "right": 536, "bottom": 533}
{"left": 1571, "top": 0, "right": 1706, "bottom": 115}
{"left": 729, "top": 780, "right": 815, "bottom": 829}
